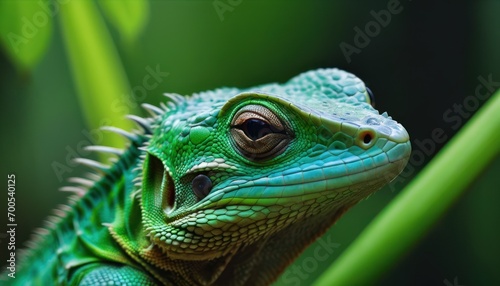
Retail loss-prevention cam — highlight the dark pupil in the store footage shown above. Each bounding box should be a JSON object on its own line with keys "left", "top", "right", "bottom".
{"left": 192, "top": 174, "right": 212, "bottom": 200}
{"left": 241, "top": 118, "right": 273, "bottom": 140}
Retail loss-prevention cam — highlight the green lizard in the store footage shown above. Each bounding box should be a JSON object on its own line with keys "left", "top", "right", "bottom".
{"left": 3, "top": 68, "right": 411, "bottom": 285}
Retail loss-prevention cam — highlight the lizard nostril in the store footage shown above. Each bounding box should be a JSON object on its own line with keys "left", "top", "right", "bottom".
{"left": 357, "top": 130, "right": 376, "bottom": 149}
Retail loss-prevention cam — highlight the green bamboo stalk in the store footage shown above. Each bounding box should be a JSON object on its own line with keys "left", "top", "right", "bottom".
{"left": 59, "top": 0, "right": 134, "bottom": 149}
{"left": 314, "top": 90, "right": 500, "bottom": 285}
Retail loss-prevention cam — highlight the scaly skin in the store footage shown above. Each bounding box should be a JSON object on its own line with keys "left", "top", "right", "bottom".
{"left": 4, "top": 69, "right": 411, "bottom": 285}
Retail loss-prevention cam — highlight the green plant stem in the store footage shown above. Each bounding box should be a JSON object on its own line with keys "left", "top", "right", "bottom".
{"left": 59, "top": 0, "right": 134, "bottom": 148}
{"left": 314, "top": 90, "right": 500, "bottom": 285}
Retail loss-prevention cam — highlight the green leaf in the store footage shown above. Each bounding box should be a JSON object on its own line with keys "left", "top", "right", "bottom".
{"left": 98, "top": 0, "right": 149, "bottom": 43}
{"left": 59, "top": 1, "right": 135, "bottom": 150}
{"left": 0, "top": 0, "right": 53, "bottom": 72}
{"left": 313, "top": 89, "right": 500, "bottom": 285}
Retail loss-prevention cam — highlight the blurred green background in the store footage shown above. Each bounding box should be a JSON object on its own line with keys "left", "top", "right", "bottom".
{"left": 1, "top": 0, "right": 499, "bottom": 285}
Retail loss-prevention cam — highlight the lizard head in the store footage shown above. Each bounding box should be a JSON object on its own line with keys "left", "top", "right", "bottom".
{"left": 140, "top": 69, "right": 411, "bottom": 262}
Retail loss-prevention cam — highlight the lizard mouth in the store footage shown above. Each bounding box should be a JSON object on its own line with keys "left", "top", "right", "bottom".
{"left": 144, "top": 135, "right": 411, "bottom": 220}
{"left": 195, "top": 140, "right": 412, "bottom": 210}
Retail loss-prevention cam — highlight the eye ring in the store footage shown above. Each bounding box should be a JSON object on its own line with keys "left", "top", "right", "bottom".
{"left": 230, "top": 105, "right": 293, "bottom": 161}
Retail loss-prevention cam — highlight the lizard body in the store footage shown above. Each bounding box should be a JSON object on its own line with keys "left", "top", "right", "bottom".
{"left": 3, "top": 68, "right": 411, "bottom": 285}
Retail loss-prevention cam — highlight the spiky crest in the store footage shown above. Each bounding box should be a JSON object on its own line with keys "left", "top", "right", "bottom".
{"left": 84, "top": 145, "right": 124, "bottom": 156}
{"left": 18, "top": 101, "right": 165, "bottom": 261}
{"left": 141, "top": 103, "right": 165, "bottom": 116}
{"left": 72, "top": 158, "right": 110, "bottom": 171}
{"left": 59, "top": 186, "right": 86, "bottom": 196}
{"left": 126, "top": 115, "right": 153, "bottom": 133}
{"left": 101, "top": 126, "right": 140, "bottom": 141}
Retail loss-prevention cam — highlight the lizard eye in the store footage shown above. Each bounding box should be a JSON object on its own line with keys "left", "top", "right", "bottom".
{"left": 238, "top": 118, "right": 279, "bottom": 140}
{"left": 230, "top": 105, "right": 293, "bottom": 161}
